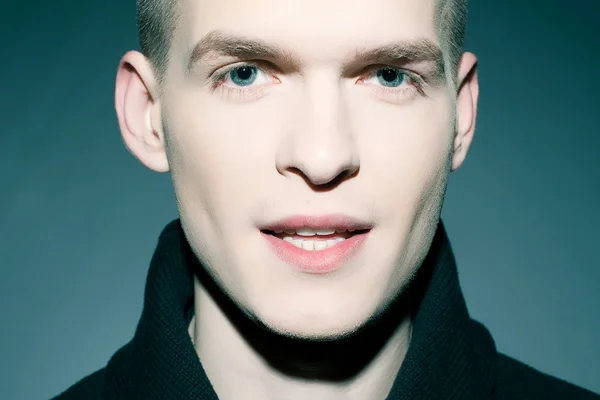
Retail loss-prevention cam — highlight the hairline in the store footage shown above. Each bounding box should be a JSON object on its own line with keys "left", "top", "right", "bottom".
{"left": 141, "top": 0, "right": 465, "bottom": 93}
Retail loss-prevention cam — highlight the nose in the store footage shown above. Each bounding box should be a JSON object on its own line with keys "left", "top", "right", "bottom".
{"left": 276, "top": 80, "right": 360, "bottom": 188}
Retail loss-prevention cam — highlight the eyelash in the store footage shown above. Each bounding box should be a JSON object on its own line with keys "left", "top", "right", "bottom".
{"left": 209, "top": 62, "right": 273, "bottom": 101}
{"left": 209, "top": 63, "right": 425, "bottom": 103}
{"left": 357, "top": 66, "right": 426, "bottom": 102}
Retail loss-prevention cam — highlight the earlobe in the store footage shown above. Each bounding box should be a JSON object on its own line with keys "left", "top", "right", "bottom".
{"left": 451, "top": 52, "right": 479, "bottom": 172}
{"left": 115, "top": 51, "right": 169, "bottom": 173}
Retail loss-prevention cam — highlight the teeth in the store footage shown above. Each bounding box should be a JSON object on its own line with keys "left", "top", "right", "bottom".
{"left": 314, "top": 241, "right": 328, "bottom": 250}
{"left": 316, "top": 230, "right": 337, "bottom": 236}
{"left": 295, "top": 228, "right": 337, "bottom": 236}
{"left": 271, "top": 228, "right": 361, "bottom": 235}
{"left": 272, "top": 227, "right": 354, "bottom": 251}
{"left": 301, "top": 240, "right": 314, "bottom": 251}
{"left": 282, "top": 237, "right": 346, "bottom": 251}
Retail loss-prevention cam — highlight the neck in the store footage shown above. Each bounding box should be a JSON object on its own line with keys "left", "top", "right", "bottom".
{"left": 188, "top": 265, "right": 416, "bottom": 400}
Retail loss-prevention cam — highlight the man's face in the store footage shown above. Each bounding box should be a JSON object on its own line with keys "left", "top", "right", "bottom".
{"left": 160, "top": 0, "right": 458, "bottom": 338}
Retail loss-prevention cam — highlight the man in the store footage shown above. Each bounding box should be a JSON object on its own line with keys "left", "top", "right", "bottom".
{"left": 53, "top": 0, "right": 599, "bottom": 398}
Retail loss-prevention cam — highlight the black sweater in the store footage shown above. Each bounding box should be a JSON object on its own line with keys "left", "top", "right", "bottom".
{"left": 52, "top": 220, "right": 599, "bottom": 399}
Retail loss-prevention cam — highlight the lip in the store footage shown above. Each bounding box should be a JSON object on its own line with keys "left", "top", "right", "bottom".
{"left": 259, "top": 215, "right": 372, "bottom": 274}
{"left": 259, "top": 214, "right": 373, "bottom": 232}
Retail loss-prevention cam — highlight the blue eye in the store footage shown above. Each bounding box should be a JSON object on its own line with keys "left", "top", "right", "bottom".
{"left": 229, "top": 66, "right": 258, "bottom": 86}
{"left": 376, "top": 68, "right": 406, "bottom": 87}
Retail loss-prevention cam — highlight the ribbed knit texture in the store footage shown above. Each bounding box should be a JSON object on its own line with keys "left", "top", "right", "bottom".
{"left": 386, "top": 222, "right": 497, "bottom": 399}
{"left": 104, "top": 221, "right": 219, "bottom": 399}
{"left": 52, "top": 219, "right": 600, "bottom": 400}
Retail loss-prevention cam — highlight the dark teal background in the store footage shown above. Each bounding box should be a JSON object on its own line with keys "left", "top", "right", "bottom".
{"left": 1, "top": 0, "right": 599, "bottom": 398}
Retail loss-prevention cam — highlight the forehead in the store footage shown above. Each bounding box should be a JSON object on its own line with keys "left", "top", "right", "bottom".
{"left": 177, "top": 0, "right": 438, "bottom": 60}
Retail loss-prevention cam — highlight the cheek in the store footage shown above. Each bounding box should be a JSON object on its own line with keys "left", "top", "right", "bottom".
{"left": 166, "top": 99, "right": 266, "bottom": 164}
{"left": 163, "top": 92, "right": 283, "bottom": 213}
{"left": 164, "top": 87, "right": 292, "bottom": 162}
{"left": 352, "top": 94, "right": 454, "bottom": 203}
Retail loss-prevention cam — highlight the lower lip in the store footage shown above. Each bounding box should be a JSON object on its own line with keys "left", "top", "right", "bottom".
{"left": 261, "top": 231, "right": 369, "bottom": 274}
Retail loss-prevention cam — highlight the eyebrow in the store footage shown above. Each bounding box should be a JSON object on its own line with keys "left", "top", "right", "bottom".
{"left": 187, "top": 30, "right": 297, "bottom": 72}
{"left": 187, "top": 30, "right": 446, "bottom": 83}
{"left": 346, "top": 39, "right": 445, "bottom": 81}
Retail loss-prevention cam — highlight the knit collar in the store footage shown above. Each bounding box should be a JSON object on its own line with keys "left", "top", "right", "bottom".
{"left": 104, "top": 219, "right": 498, "bottom": 399}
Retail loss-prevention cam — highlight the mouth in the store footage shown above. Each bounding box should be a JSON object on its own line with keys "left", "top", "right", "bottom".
{"left": 260, "top": 228, "right": 370, "bottom": 252}
{"left": 258, "top": 215, "right": 372, "bottom": 273}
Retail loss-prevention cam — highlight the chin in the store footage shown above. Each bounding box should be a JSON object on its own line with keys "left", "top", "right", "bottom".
{"left": 262, "top": 318, "right": 364, "bottom": 341}
{"left": 249, "top": 295, "right": 378, "bottom": 341}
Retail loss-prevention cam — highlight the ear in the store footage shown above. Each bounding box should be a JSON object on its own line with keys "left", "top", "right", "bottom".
{"left": 451, "top": 52, "right": 479, "bottom": 172}
{"left": 115, "top": 51, "right": 169, "bottom": 172}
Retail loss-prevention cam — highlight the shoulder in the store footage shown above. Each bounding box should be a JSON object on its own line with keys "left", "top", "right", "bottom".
{"left": 495, "top": 353, "right": 600, "bottom": 399}
{"left": 50, "top": 368, "right": 107, "bottom": 400}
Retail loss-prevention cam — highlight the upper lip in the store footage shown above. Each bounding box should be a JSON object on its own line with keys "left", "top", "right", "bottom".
{"left": 259, "top": 214, "right": 373, "bottom": 232}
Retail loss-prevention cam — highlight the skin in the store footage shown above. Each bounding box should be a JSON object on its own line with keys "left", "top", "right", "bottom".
{"left": 115, "top": 0, "right": 479, "bottom": 398}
